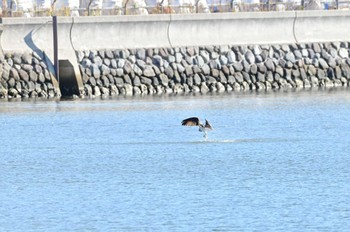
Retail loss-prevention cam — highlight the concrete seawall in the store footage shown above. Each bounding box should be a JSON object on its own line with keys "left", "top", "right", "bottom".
{"left": 1, "top": 11, "right": 350, "bottom": 98}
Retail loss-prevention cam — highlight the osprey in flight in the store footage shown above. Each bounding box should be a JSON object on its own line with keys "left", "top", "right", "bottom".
{"left": 181, "top": 117, "right": 213, "bottom": 138}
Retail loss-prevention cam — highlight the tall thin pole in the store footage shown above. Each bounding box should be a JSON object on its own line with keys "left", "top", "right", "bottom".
{"left": 53, "top": 16, "right": 59, "bottom": 82}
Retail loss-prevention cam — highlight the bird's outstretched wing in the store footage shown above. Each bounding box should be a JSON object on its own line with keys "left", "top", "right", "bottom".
{"left": 181, "top": 117, "right": 200, "bottom": 126}
{"left": 204, "top": 119, "right": 213, "bottom": 130}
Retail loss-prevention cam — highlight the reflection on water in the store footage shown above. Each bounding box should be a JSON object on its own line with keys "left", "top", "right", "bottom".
{"left": 1, "top": 88, "right": 350, "bottom": 231}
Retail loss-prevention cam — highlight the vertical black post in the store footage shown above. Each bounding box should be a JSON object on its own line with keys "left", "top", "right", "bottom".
{"left": 53, "top": 16, "right": 59, "bottom": 82}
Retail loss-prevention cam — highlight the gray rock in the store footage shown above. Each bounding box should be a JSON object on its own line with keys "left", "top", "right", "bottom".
{"left": 123, "top": 62, "right": 133, "bottom": 74}
{"left": 211, "top": 51, "right": 219, "bottom": 60}
{"left": 26, "top": 81, "right": 36, "bottom": 92}
{"left": 308, "top": 49, "right": 315, "bottom": 58}
{"left": 292, "top": 69, "right": 300, "bottom": 79}
{"left": 175, "top": 53, "right": 183, "bottom": 63}
{"left": 119, "top": 50, "right": 130, "bottom": 59}
{"left": 114, "top": 77, "right": 124, "bottom": 86}
{"left": 281, "top": 44, "right": 290, "bottom": 52}
{"left": 321, "top": 50, "right": 330, "bottom": 60}
{"left": 200, "top": 82, "right": 209, "bottom": 93}
{"left": 257, "top": 72, "right": 265, "bottom": 82}
{"left": 240, "top": 61, "right": 249, "bottom": 73}
{"left": 242, "top": 72, "right": 251, "bottom": 83}
{"left": 100, "top": 86, "right": 109, "bottom": 95}
{"left": 167, "top": 55, "right": 176, "bottom": 63}
{"left": 82, "top": 58, "right": 92, "bottom": 68}
{"left": 177, "top": 64, "right": 185, "bottom": 73}
{"left": 110, "top": 59, "right": 118, "bottom": 68}
{"left": 266, "top": 71, "right": 274, "bottom": 83}
{"left": 115, "top": 68, "right": 124, "bottom": 77}
{"left": 233, "top": 62, "right": 243, "bottom": 72}
{"left": 128, "top": 55, "right": 136, "bottom": 64}
{"left": 318, "top": 58, "right": 329, "bottom": 70}
{"left": 234, "top": 73, "right": 244, "bottom": 83}
{"left": 7, "top": 77, "right": 16, "bottom": 88}
{"left": 211, "top": 69, "right": 220, "bottom": 77}
{"left": 38, "top": 73, "right": 45, "bottom": 83}
{"left": 327, "top": 68, "right": 335, "bottom": 79}
{"left": 122, "top": 84, "right": 133, "bottom": 96}
{"left": 91, "top": 65, "right": 101, "bottom": 78}
{"left": 101, "top": 64, "right": 110, "bottom": 75}
{"left": 143, "top": 66, "right": 156, "bottom": 77}
{"left": 258, "top": 63, "right": 267, "bottom": 73}
{"left": 200, "top": 50, "right": 210, "bottom": 63}
{"left": 275, "top": 65, "right": 284, "bottom": 76}
{"left": 140, "top": 76, "right": 153, "bottom": 85}
{"left": 317, "top": 69, "right": 326, "bottom": 80}
{"left": 245, "top": 50, "right": 255, "bottom": 64}
{"left": 22, "top": 53, "right": 32, "bottom": 64}
{"left": 255, "top": 55, "right": 263, "bottom": 63}
{"left": 216, "top": 82, "right": 225, "bottom": 92}
{"left": 133, "top": 86, "right": 142, "bottom": 95}
{"left": 256, "top": 82, "right": 265, "bottom": 90}
{"left": 98, "top": 50, "right": 105, "bottom": 59}
{"left": 93, "top": 56, "right": 103, "bottom": 66}
{"left": 302, "top": 49, "right": 309, "bottom": 57}
{"left": 294, "top": 50, "right": 303, "bottom": 60}
{"left": 218, "top": 71, "right": 227, "bottom": 83}
{"left": 12, "top": 54, "right": 22, "bottom": 65}
{"left": 136, "top": 59, "right": 146, "bottom": 70}
{"left": 101, "top": 75, "right": 110, "bottom": 86}
{"left": 340, "top": 63, "right": 350, "bottom": 79}
{"left": 29, "top": 70, "right": 38, "bottom": 82}
{"left": 10, "top": 68, "right": 20, "bottom": 81}
{"left": 22, "top": 64, "right": 33, "bottom": 71}
{"left": 206, "top": 76, "right": 217, "bottom": 84}
{"left": 202, "top": 64, "right": 210, "bottom": 75}
{"left": 285, "top": 52, "right": 296, "bottom": 63}
{"left": 117, "top": 59, "right": 125, "bottom": 68}
{"left": 265, "top": 59, "right": 275, "bottom": 71}
{"left": 185, "top": 66, "right": 193, "bottom": 76}
{"left": 339, "top": 48, "right": 348, "bottom": 58}
{"left": 308, "top": 65, "right": 317, "bottom": 76}
{"left": 300, "top": 68, "right": 307, "bottom": 80}
{"left": 105, "top": 50, "right": 114, "bottom": 59}
{"left": 312, "top": 43, "right": 322, "bottom": 54}
{"left": 253, "top": 45, "right": 261, "bottom": 55}
{"left": 193, "top": 74, "right": 202, "bottom": 85}
{"left": 227, "top": 50, "right": 236, "bottom": 63}
{"left": 159, "top": 74, "right": 169, "bottom": 86}
{"left": 222, "top": 65, "right": 230, "bottom": 76}
{"left": 123, "top": 75, "right": 132, "bottom": 85}
{"left": 329, "top": 48, "right": 337, "bottom": 58}
{"left": 88, "top": 77, "right": 97, "bottom": 86}
{"left": 250, "top": 64, "right": 258, "bottom": 74}
{"left": 219, "top": 55, "right": 228, "bottom": 65}
{"left": 227, "top": 75, "right": 235, "bottom": 85}
{"left": 241, "top": 81, "right": 250, "bottom": 90}
{"left": 153, "top": 55, "right": 163, "bottom": 67}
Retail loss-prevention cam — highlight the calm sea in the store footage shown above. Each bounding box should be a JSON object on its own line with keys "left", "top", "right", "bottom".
{"left": 1, "top": 89, "right": 350, "bottom": 231}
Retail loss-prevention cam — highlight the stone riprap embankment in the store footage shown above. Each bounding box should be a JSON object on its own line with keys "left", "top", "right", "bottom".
{"left": 77, "top": 42, "right": 350, "bottom": 97}
{"left": 0, "top": 52, "right": 61, "bottom": 99}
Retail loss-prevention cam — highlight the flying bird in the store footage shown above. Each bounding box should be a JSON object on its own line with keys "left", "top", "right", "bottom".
{"left": 181, "top": 117, "right": 213, "bottom": 139}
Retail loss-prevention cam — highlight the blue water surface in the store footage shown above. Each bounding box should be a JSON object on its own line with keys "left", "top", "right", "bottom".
{"left": 1, "top": 89, "right": 350, "bottom": 231}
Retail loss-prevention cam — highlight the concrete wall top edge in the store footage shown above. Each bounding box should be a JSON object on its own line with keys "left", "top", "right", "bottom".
{"left": 71, "top": 12, "right": 297, "bottom": 23}
{"left": 1, "top": 17, "right": 52, "bottom": 25}
{"left": 72, "top": 14, "right": 171, "bottom": 23}
{"left": 170, "top": 11, "right": 297, "bottom": 21}
{"left": 297, "top": 10, "right": 350, "bottom": 18}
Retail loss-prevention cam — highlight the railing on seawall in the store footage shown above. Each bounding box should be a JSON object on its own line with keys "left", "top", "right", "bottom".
{"left": 1, "top": 0, "right": 350, "bottom": 17}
